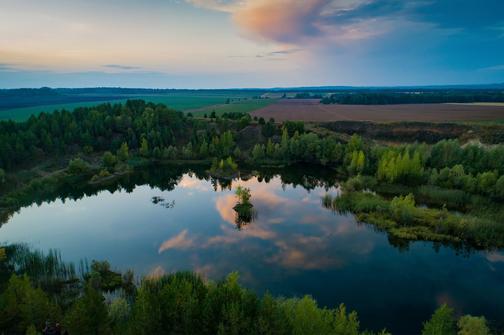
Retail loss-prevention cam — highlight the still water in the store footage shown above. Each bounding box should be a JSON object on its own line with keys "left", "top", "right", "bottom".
{"left": 1, "top": 167, "right": 503, "bottom": 334}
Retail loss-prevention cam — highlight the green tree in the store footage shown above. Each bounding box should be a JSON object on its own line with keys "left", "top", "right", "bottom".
{"left": 64, "top": 284, "right": 110, "bottom": 334}
{"left": 457, "top": 315, "right": 490, "bottom": 335}
{"left": 390, "top": 193, "right": 416, "bottom": 224}
{"left": 109, "top": 297, "right": 130, "bottom": 333}
{"left": 349, "top": 150, "right": 365, "bottom": 175}
{"left": 0, "top": 274, "right": 60, "bottom": 333}
{"left": 117, "top": 142, "right": 129, "bottom": 162}
{"left": 182, "top": 143, "right": 193, "bottom": 159}
{"left": 422, "top": 304, "right": 456, "bottom": 335}
{"left": 102, "top": 151, "right": 117, "bottom": 169}
{"left": 332, "top": 303, "right": 360, "bottom": 335}
{"left": 252, "top": 144, "right": 265, "bottom": 161}
{"left": 282, "top": 296, "right": 332, "bottom": 335}
{"left": 496, "top": 175, "right": 504, "bottom": 199}
{"left": 0, "top": 168, "right": 5, "bottom": 184}
{"left": 233, "top": 147, "right": 242, "bottom": 159}
{"left": 163, "top": 146, "right": 178, "bottom": 160}
{"left": 476, "top": 171, "right": 498, "bottom": 195}
{"left": 266, "top": 139, "right": 275, "bottom": 158}
{"left": 199, "top": 139, "right": 209, "bottom": 158}
{"left": 139, "top": 138, "right": 150, "bottom": 157}
{"left": 347, "top": 134, "right": 363, "bottom": 153}
{"left": 68, "top": 158, "right": 89, "bottom": 174}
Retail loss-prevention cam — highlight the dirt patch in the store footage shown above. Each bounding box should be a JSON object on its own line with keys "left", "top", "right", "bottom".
{"left": 251, "top": 99, "right": 504, "bottom": 122}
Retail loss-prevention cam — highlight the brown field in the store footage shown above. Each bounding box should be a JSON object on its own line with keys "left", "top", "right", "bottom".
{"left": 251, "top": 99, "right": 504, "bottom": 122}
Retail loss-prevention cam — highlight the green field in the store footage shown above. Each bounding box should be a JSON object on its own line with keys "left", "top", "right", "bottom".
{"left": 189, "top": 98, "right": 276, "bottom": 117}
{"left": 0, "top": 92, "right": 261, "bottom": 121}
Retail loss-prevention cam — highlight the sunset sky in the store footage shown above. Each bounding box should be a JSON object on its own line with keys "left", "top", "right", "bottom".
{"left": 1, "top": 0, "right": 503, "bottom": 88}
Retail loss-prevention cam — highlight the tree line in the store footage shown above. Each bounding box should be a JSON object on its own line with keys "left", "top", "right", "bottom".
{"left": 320, "top": 91, "right": 504, "bottom": 105}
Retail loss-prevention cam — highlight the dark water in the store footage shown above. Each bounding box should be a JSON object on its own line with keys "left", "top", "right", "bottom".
{"left": 1, "top": 167, "right": 503, "bottom": 334}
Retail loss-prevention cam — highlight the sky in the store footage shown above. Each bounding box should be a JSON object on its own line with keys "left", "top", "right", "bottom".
{"left": 0, "top": 0, "right": 503, "bottom": 88}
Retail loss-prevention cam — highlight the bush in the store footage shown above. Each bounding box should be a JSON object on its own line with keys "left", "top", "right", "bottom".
{"left": 67, "top": 158, "right": 90, "bottom": 174}
{"left": 390, "top": 194, "right": 416, "bottom": 224}
{"left": 91, "top": 169, "right": 111, "bottom": 182}
{"left": 102, "top": 151, "right": 118, "bottom": 169}
{"left": 343, "top": 175, "right": 377, "bottom": 192}
{"left": 457, "top": 315, "right": 490, "bottom": 335}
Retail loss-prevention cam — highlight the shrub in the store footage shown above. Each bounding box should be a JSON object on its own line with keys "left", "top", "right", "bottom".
{"left": 343, "top": 175, "right": 377, "bottom": 192}
{"left": 102, "top": 151, "right": 118, "bottom": 169}
{"left": 457, "top": 315, "right": 490, "bottom": 335}
{"left": 67, "top": 158, "right": 90, "bottom": 174}
{"left": 390, "top": 194, "right": 416, "bottom": 224}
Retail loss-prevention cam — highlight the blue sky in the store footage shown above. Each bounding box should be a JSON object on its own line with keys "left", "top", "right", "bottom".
{"left": 0, "top": 0, "right": 503, "bottom": 88}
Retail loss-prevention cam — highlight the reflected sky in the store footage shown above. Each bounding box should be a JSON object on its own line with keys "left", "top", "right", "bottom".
{"left": 1, "top": 173, "right": 503, "bottom": 333}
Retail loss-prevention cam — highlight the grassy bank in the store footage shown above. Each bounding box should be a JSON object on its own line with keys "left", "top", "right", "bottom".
{"left": 323, "top": 188, "right": 504, "bottom": 249}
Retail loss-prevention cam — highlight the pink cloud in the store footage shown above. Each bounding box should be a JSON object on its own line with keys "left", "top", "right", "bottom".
{"left": 232, "top": 0, "right": 327, "bottom": 44}
{"left": 187, "top": 0, "right": 384, "bottom": 45}
{"left": 158, "top": 229, "right": 195, "bottom": 253}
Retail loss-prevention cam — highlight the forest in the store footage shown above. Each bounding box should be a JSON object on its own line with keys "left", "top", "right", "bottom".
{"left": 320, "top": 91, "right": 504, "bottom": 105}
{"left": 0, "top": 244, "right": 494, "bottom": 335}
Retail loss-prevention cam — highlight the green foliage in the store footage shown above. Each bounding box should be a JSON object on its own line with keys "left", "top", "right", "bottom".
{"left": 163, "top": 146, "right": 178, "bottom": 160}
{"left": 347, "top": 134, "right": 364, "bottom": 153}
{"left": 64, "top": 284, "right": 110, "bottom": 334}
{"left": 496, "top": 175, "right": 504, "bottom": 200}
{"left": 67, "top": 158, "right": 90, "bottom": 174}
{"left": 422, "top": 304, "right": 456, "bottom": 335}
{"left": 324, "top": 189, "right": 504, "bottom": 248}
{"left": 235, "top": 186, "right": 251, "bottom": 204}
{"left": 321, "top": 91, "right": 504, "bottom": 105}
{"left": 0, "top": 168, "right": 5, "bottom": 184}
{"left": 390, "top": 194, "right": 416, "bottom": 225}
{"left": 378, "top": 149, "right": 424, "bottom": 185}
{"left": 0, "top": 274, "right": 61, "bottom": 334}
{"left": 117, "top": 142, "right": 129, "bottom": 162}
{"left": 139, "top": 138, "right": 150, "bottom": 158}
{"left": 210, "top": 157, "right": 238, "bottom": 175}
{"left": 457, "top": 315, "right": 490, "bottom": 335}
{"left": 342, "top": 175, "right": 377, "bottom": 192}
{"left": 87, "top": 260, "right": 123, "bottom": 292}
{"left": 282, "top": 121, "right": 304, "bottom": 136}
{"left": 348, "top": 150, "right": 366, "bottom": 175}
{"left": 109, "top": 297, "right": 130, "bottom": 332}
{"left": 252, "top": 144, "right": 265, "bottom": 161}
{"left": 102, "top": 151, "right": 118, "bottom": 169}
{"left": 91, "top": 169, "right": 111, "bottom": 182}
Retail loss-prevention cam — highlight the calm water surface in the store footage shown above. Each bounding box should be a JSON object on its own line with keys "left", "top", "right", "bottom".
{"left": 1, "top": 168, "right": 503, "bottom": 334}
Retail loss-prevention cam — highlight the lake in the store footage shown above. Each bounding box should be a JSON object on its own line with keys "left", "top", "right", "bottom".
{"left": 1, "top": 166, "right": 503, "bottom": 334}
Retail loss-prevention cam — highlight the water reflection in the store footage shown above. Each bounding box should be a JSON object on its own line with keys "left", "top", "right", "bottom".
{"left": 1, "top": 166, "right": 503, "bottom": 333}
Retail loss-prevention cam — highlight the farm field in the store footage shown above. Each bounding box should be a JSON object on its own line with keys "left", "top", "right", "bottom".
{"left": 0, "top": 91, "right": 260, "bottom": 121}
{"left": 188, "top": 98, "right": 276, "bottom": 117}
{"left": 251, "top": 99, "right": 504, "bottom": 122}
